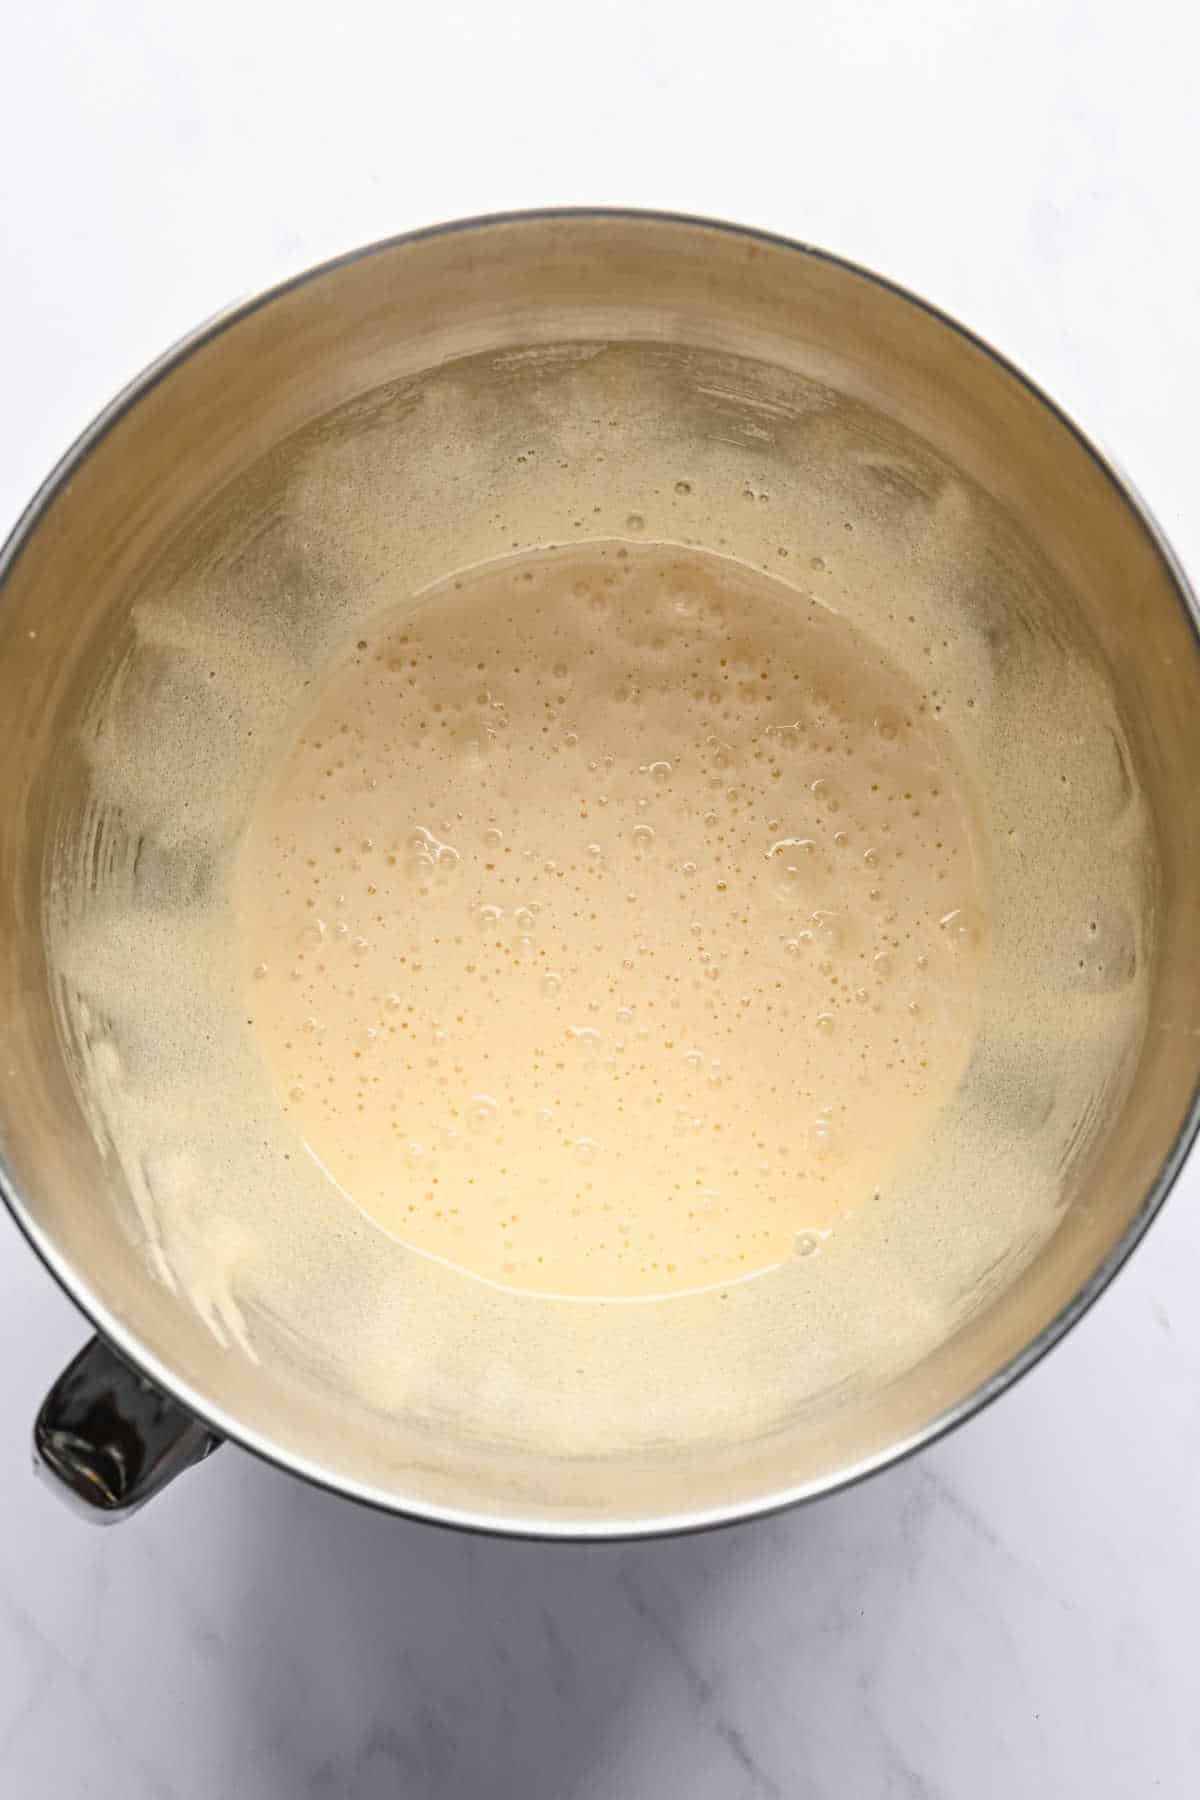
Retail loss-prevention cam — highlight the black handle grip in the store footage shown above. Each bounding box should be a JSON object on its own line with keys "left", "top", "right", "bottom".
{"left": 34, "top": 1336, "right": 221, "bottom": 1522}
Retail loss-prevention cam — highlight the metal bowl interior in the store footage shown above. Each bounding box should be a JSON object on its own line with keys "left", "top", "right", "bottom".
{"left": 2, "top": 211, "right": 1199, "bottom": 1537}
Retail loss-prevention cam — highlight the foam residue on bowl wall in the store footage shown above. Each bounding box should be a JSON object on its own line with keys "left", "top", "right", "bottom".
{"left": 43, "top": 340, "right": 1155, "bottom": 1466}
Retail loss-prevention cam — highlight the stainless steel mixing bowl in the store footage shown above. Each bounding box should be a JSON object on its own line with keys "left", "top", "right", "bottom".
{"left": 2, "top": 211, "right": 1198, "bottom": 1534}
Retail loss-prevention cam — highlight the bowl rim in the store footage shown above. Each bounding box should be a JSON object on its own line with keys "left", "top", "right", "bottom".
{"left": 3, "top": 205, "right": 1199, "bottom": 1540}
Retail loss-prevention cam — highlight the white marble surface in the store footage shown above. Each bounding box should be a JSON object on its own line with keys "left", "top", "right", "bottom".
{"left": 3, "top": 2, "right": 1200, "bottom": 1793}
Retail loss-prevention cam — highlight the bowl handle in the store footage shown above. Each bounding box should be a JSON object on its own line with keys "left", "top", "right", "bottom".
{"left": 34, "top": 1336, "right": 222, "bottom": 1522}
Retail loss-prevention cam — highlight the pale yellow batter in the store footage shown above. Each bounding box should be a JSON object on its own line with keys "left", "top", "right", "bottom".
{"left": 238, "top": 543, "right": 989, "bottom": 1299}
